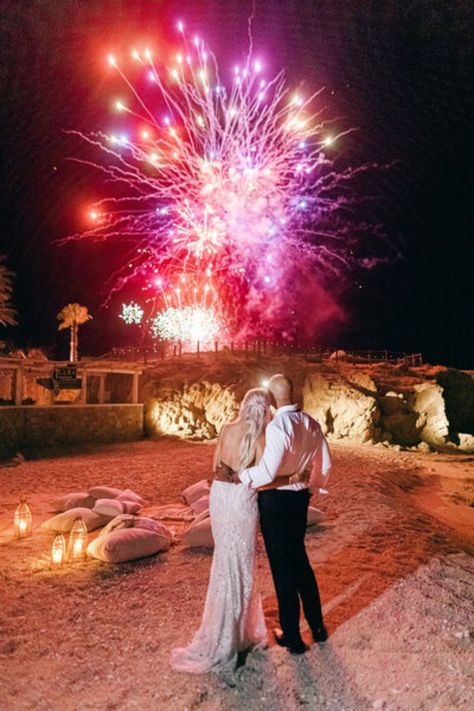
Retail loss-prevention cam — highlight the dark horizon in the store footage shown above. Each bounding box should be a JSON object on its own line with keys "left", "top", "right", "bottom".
{"left": 1, "top": 0, "right": 473, "bottom": 368}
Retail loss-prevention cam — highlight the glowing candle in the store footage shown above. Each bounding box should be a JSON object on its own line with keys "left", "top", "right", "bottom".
{"left": 67, "top": 518, "right": 88, "bottom": 562}
{"left": 14, "top": 499, "right": 32, "bottom": 538}
{"left": 51, "top": 533, "right": 66, "bottom": 566}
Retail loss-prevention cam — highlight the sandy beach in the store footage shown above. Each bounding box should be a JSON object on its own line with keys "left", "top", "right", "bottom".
{"left": 1, "top": 439, "right": 473, "bottom": 711}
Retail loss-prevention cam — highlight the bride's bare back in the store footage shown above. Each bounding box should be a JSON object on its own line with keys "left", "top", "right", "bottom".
{"left": 213, "top": 420, "right": 265, "bottom": 473}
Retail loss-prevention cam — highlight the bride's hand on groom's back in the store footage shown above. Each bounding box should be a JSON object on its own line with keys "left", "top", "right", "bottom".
{"left": 289, "top": 468, "right": 311, "bottom": 485}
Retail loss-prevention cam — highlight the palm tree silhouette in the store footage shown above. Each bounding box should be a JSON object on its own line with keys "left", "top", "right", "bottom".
{"left": 0, "top": 255, "right": 17, "bottom": 327}
{"left": 57, "top": 303, "right": 92, "bottom": 362}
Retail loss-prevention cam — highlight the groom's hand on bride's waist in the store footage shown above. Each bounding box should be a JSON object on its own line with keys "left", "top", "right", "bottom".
{"left": 214, "top": 463, "right": 241, "bottom": 484}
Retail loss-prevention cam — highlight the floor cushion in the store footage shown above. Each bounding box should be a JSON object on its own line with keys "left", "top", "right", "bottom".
{"left": 51, "top": 492, "right": 96, "bottom": 513}
{"left": 307, "top": 507, "right": 324, "bottom": 527}
{"left": 101, "top": 514, "right": 136, "bottom": 535}
{"left": 193, "top": 509, "right": 211, "bottom": 526}
{"left": 93, "top": 499, "right": 141, "bottom": 517}
{"left": 182, "top": 479, "right": 210, "bottom": 506}
{"left": 117, "top": 489, "right": 144, "bottom": 506}
{"left": 87, "top": 527, "right": 170, "bottom": 563}
{"left": 41, "top": 507, "right": 112, "bottom": 533}
{"left": 189, "top": 494, "right": 210, "bottom": 515}
{"left": 133, "top": 517, "right": 173, "bottom": 541}
{"left": 88, "top": 485, "right": 123, "bottom": 500}
{"left": 182, "top": 517, "right": 214, "bottom": 549}
{"left": 101, "top": 515, "right": 172, "bottom": 542}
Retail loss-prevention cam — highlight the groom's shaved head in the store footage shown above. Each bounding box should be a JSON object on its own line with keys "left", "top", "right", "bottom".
{"left": 268, "top": 374, "right": 294, "bottom": 408}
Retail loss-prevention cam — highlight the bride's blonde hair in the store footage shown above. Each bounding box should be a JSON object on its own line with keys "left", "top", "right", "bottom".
{"left": 237, "top": 388, "right": 271, "bottom": 471}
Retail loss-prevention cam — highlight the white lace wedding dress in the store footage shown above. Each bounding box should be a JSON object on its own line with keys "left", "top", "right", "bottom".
{"left": 170, "top": 479, "right": 267, "bottom": 673}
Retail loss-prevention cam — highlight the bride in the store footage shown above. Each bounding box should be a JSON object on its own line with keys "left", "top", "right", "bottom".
{"left": 170, "top": 387, "right": 297, "bottom": 674}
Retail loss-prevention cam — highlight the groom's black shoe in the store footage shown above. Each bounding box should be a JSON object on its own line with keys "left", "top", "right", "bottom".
{"left": 310, "top": 625, "right": 328, "bottom": 644}
{"left": 274, "top": 629, "right": 308, "bottom": 655}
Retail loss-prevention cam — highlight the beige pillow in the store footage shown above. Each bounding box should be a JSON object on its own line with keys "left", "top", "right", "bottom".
{"left": 190, "top": 494, "right": 210, "bottom": 515}
{"left": 41, "top": 507, "right": 111, "bottom": 533}
{"left": 193, "top": 509, "right": 212, "bottom": 525}
{"left": 134, "top": 518, "right": 173, "bottom": 540}
{"left": 117, "top": 489, "right": 144, "bottom": 506}
{"left": 101, "top": 514, "right": 172, "bottom": 540}
{"left": 102, "top": 514, "right": 136, "bottom": 535}
{"left": 87, "top": 528, "right": 170, "bottom": 563}
{"left": 93, "top": 499, "right": 141, "bottom": 517}
{"left": 88, "top": 485, "right": 123, "bottom": 500}
{"left": 307, "top": 507, "right": 323, "bottom": 527}
{"left": 51, "top": 492, "right": 96, "bottom": 513}
{"left": 182, "top": 479, "right": 210, "bottom": 505}
{"left": 182, "top": 518, "right": 214, "bottom": 549}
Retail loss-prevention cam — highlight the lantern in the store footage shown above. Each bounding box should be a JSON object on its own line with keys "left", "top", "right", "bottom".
{"left": 14, "top": 498, "right": 32, "bottom": 538}
{"left": 51, "top": 533, "right": 66, "bottom": 566}
{"left": 67, "top": 518, "right": 87, "bottom": 562}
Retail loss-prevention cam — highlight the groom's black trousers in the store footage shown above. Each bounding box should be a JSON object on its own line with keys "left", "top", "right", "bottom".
{"left": 258, "top": 488, "right": 324, "bottom": 643}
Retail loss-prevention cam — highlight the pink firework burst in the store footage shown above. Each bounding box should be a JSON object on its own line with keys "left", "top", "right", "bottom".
{"left": 67, "top": 22, "right": 382, "bottom": 342}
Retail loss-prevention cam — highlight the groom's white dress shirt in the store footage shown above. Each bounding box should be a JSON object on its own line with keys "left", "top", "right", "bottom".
{"left": 239, "top": 404, "right": 331, "bottom": 492}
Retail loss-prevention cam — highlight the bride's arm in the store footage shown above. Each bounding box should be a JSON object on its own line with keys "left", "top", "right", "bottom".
{"left": 212, "top": 427, "right": 225, "bottom": 473}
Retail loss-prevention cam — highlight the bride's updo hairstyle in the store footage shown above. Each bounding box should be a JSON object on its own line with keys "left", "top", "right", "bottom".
{"left": 237, "top": 387, "right": 271, "bottom": 471}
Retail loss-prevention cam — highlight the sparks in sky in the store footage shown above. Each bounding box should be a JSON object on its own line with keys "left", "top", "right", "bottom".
{"left": 151, "top": 305, "right": 222, "bottom": 347}
{"left": 120, "top": 301, "right": 144, "bottom": 325}
{"left": 68, "top": 21, "right": 379, "bottom": 343}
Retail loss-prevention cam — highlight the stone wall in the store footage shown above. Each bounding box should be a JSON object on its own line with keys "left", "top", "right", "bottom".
{"left": 146, "top": 382, "right": 238, "bottom": 439}
{"left": 0, "top": 404, "right": 143, "bottom": 456}
{"left": 303, "top": 366, "right": 474, "bottom": 452}
{"left": 139, "top": 356, "right": 473, "bottom": 452}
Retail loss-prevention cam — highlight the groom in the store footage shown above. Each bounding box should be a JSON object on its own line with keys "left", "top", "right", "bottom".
{"left": 217, "top": 374, "right": 331, "bottom": 655}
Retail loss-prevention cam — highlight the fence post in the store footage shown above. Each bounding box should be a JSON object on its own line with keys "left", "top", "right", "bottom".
{"left": 178, "top": 341, "right": 182, "bottom": 358}
{"left": 196, "top": 340, "right": 200, "bottom": 357}
{"left": 14, "top": 368, "right": 24, "bottom": 406}
{"left": 131, "top": 373, "right": 139, "bottom": 404}
{"left": 98, "top": 374, "right": 106, "bottom": 404}
{"left": 79, "top": 373, "right": 87, "bottom": 404}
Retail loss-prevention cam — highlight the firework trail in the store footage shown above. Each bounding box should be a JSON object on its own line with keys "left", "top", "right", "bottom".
{"left": 68, "top": 21, "right": 379, "bottom": 345}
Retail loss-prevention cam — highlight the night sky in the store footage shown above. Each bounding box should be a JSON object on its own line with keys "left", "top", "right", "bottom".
{"left": 0, "top": 0, "right": 473, "bottom": 367}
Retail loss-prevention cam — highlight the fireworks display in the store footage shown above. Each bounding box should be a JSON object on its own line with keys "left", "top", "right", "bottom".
{"left": 120, "top": 302, "right": 144, "bottom": 325}
{"left": 70, "top": 20, "right": 376, "bottom": 346}
{"left": 151, "top": 305, "right": 222, "bottom": 346}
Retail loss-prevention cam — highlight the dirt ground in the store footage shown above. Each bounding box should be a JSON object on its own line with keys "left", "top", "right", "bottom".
{"left": 0, "top": 439, "right": 473, "bottom": 711}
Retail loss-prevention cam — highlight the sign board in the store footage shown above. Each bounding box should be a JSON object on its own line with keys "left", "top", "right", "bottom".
{"left": 52, "top": 366, "right": 82, "bottom": 390}
{"left": 53, "top": 366, "right": 78, "bottom": 381}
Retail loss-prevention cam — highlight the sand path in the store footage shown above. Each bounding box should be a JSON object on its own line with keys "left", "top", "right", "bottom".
{"left": 0, "top": 440, "right": 473, "bottom": 710}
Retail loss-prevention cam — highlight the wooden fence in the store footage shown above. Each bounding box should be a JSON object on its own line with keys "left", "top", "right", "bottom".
{"left": 106, "top": 342, "right": 423, "bottom": 367}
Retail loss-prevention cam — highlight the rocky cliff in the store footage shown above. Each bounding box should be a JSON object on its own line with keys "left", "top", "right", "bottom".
{"left": 140, "top": 354, "right": 474, "bottom": 453}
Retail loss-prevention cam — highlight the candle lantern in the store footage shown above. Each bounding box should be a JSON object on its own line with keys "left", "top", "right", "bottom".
{"left": 51, "top": 533, "right": 66, "bottom": 566}
{"left": 67, "top": 517, "right": 87, "bottom": 562}
{"left": 14, "top": 498, "right": 32, "bottom": 538}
